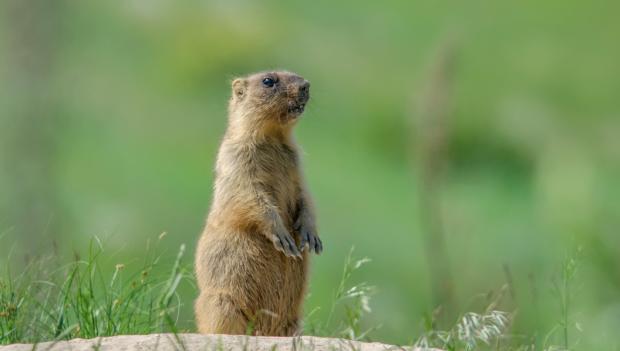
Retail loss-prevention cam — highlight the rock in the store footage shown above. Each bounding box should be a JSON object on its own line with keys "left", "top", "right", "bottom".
{"left": 0, "top": 334, "right": 442, "bottom": 351}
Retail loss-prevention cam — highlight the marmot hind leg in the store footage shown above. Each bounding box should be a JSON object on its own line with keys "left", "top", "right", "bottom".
{"left": 195, "top": 293, "right": 248, "bottom": 335}
{"left": 283, "top": 318, "right": 301, "bottom": 336}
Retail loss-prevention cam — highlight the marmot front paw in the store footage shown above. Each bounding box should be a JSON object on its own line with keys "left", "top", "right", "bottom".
{"left": 271, "top": 228, "right": 302, "bottom": 259}
{"left": 295, "top": 219, "right": 323, "bottom": 254}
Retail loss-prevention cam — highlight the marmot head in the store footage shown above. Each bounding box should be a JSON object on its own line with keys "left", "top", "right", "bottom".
{"left": 229, "top": 71, "right": 310, "bottom": 130}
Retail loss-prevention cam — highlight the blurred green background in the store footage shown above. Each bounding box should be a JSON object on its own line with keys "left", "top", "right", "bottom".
{"left": 1, "top": 0, "right": 619, "bottom": 349}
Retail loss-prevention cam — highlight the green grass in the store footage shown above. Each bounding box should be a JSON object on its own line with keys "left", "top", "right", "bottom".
{"left": 1, "top": 0, "right": 619, "bottom": 348}
{"left": 2, "top": 238, "right": 586, "bottom": 351}
{"left": 305, "top": 247, "right": 376, "bottom": 340}
{"left": 0, "top": 235, "right": 190, "bottom": 344}
{"left": 0, "top": 242, "right": 380, "bottom": 345}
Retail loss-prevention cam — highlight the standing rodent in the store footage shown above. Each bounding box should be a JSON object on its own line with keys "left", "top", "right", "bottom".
{"left": 194, "top": 71, "right": 322, "bottom": 336}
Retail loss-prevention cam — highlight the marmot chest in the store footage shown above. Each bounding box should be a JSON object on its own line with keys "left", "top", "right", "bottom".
{"left": 252, "top": 142, "right": 300, "bottom": 218}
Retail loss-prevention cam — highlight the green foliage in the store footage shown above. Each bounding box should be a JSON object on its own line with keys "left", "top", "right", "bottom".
{"left": 0, "top": 242, "right": 597, "bottom": 351}
{"left": 544, "top": 247, "right": 583, "bottom": 351}
{"left": 0, "top": 236, "right": 189, "bottom": 344}
{"left": 305, "top": 247, "right": 375, "bottom": 340}
{"left": 1, "top": 1, "right": 619, "bottom": 349}
{"left": 416, "top": 310, "right": 511, "bottom": 351}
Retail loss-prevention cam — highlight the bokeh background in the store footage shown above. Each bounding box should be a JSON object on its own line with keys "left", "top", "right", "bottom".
{"left": 1, "top": 0, "right": 619, "bottom": 349}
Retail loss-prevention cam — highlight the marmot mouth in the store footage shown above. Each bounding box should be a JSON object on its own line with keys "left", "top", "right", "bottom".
{"left": 288, "top": 103, "right": 306, "bottom": 115}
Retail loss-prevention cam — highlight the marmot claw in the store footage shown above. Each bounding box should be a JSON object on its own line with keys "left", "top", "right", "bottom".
{"left": 272, "top": 229, "right": 302, "bottom": 259}
{"left": 298, "top": 225, "right": 322, "bottom": 254}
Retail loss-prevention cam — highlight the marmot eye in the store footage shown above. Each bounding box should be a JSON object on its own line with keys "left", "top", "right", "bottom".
{"left": 262, "top": 77, "right": 275, "bottom": 88}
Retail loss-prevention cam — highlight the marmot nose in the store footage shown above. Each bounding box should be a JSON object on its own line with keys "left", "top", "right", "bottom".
{"left": 298, "top": 80, "right": 310, "bottom": 101}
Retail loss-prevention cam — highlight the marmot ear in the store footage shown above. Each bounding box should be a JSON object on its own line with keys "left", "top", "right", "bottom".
{"left": 232, "top": 78, "right": 247, "bottom": 100}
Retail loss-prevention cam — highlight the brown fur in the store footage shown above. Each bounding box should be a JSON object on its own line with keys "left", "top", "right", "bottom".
{"left": 194, "top": 71, "right": 322, "bottom": 336}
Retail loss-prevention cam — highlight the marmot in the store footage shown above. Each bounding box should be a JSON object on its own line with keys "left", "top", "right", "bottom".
{"left": 194, "top": 71, "right": 322, "bottom": 336}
